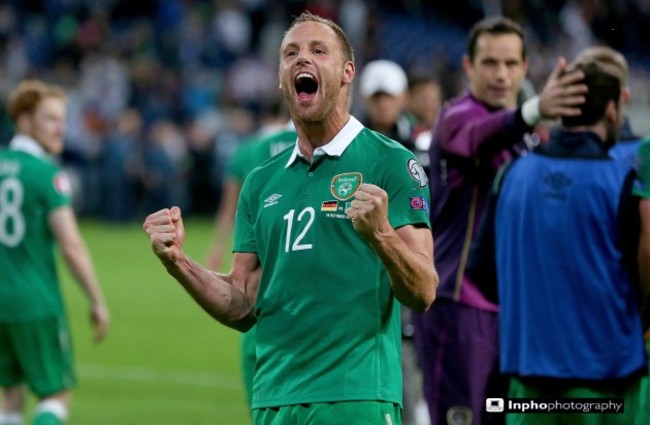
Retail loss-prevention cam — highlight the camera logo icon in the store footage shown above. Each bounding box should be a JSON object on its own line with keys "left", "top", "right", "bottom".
{"left": 486, "top": 398, "right": 504, "bottom": 413}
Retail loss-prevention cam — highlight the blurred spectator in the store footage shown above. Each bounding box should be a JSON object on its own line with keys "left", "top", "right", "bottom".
{"left": 406, "top": 73, "right": 442, "bottom": 140}
{"left": 211, "top": 2, "right": 252, "bottom": 63}
{"left": 405, "top": 73, "right": 443, "bottom": 173}
{"left": 305, "top": 0, "right": 338, "bottom": 21}
{"left": 224, "top": 54, "right": 279, "bottom": 116}
{"left": 339, "top": 0, "right": 369, "bottom": 64}
{"left": 358, "top": 59, "right": 412, "bottom": 149}
{"left": 78, "top": 52, "right": 130, "bottom": 123}
{"left": 0, "top": 0, "right": 650, "bottom": 222}
{"left": 211, "top": 106, "right": 256, "bottom": 210}
{"left": 101, "top": 108, "right": 144, "bottom": 222}
{"left": 140, "top": 118, "right": 189, "bottom": 214}
{"left": 185, "top": 115, "right": 219, "bottom": 216}
{"left": 559, "top": 0, "right": 598, "bottom": 60}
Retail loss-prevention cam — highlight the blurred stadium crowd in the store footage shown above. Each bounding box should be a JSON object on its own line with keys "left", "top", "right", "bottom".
{"left": 0, "top": 0, "right": 649, "bottom": 221}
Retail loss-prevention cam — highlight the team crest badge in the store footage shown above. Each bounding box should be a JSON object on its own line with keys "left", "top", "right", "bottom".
{"left": 330, "top": 172, "right": 362, "bottom": 200}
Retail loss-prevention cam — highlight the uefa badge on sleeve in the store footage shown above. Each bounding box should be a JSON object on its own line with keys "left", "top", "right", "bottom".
{"left": 53, "top": 172, "right": 72, "bottom": 197}
{"left": 410, "top": 196, "right": 428, "bottom": 212}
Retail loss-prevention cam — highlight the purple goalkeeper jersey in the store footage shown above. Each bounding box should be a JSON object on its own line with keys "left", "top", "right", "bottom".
{"left": 428, "top": 91, "right": 532, "bottom": 311}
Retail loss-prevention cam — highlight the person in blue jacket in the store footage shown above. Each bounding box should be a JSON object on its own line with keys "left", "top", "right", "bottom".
{"left": 470, "top": 60, "right": 648, "bottom": 425}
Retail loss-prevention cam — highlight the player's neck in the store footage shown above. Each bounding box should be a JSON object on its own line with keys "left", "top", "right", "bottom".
{"left": 295, "top": 112, "right": 350, "bottom": 161}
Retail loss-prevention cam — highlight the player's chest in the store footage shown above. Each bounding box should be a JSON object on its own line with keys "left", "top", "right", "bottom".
{"left": 261, "top": 167, "right": 367, "bottom": 216}
{"left": 253, "top": 162, "right": 376, "bottom": 238}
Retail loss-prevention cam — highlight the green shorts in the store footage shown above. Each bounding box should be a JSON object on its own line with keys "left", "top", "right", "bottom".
{"left": 253, "top": 401, "right": 401, "bottom": 425}
{"left": 0, "top": 316, "right": 75, "bottom": 397}
{"left": 507, "top": 376, "right": 644, "bottom": 425}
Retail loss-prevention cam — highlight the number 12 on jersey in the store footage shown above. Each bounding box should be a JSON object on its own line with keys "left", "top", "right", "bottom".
{"left": 283, "top": 207, "right": 315, "bottom": 252}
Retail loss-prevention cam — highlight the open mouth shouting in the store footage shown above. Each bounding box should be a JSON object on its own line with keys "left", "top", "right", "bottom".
{"left": 295, "top": 72, "right": 319, "bottom": 102}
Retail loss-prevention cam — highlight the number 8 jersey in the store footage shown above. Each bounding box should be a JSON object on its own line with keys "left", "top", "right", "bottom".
{"left": 0, "top": 135, "right": 71, "bottom": 322}
{"left": 234, "top": 117, "right": 431, "bottom": 409}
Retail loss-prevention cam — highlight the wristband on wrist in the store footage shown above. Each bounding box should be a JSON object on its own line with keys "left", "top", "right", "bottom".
{"left": 521, "top": 95, "right": 541, "bottom": 126}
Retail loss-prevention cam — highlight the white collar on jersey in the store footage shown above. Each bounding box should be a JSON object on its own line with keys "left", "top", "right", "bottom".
{"left": 285, "top": 115, "right": 364, "bottom": 168}
{"left": 9, "top": 134, "right": 49, "bottom": 159}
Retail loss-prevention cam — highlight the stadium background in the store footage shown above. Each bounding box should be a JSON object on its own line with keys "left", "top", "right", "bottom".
{"left": 1, "top": 0, "right": 649, "bottom": 423}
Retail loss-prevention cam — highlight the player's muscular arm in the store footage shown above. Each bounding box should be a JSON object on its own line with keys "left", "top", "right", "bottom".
{"left": 144, "top": 207, "right": 260, "bottom": 332}
{"left": 347, "top": 184, "right": 437, "bottom": 312}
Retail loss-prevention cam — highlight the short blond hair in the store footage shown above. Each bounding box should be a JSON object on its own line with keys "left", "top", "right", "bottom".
{"left": 282, "top": 11, "right": 354, "bottom": 63}
{"left": 7, "top": 80, "right": 67, "bottom": 122}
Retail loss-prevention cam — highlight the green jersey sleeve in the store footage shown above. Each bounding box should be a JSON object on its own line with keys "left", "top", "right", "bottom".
{"left": 42, "top": 168, "right": 72, "bottom": 211}
{"left": 384, "top": 150, "right": 431, "bottom": 230}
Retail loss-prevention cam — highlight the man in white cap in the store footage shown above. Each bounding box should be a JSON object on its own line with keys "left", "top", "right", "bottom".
{"left": 359, "top": 59, "right": 415, "bottom": 152}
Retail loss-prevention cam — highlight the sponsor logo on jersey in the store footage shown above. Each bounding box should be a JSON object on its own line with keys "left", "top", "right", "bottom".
{"left": 263, "top": 194, "right": 282, "bottom": 208}
{"left": 410, "top": 196, "right": 428, "bottom": 211}
{"left": 320, "top": 200, "right": 338, "bottom": 211}
{"left": 407, "top": 158, "right": 428, "bottom": 188}
{"left": 543, "top": 172, "right": 572, "bottom": 200}
{"left": 54, "top": 172, "right": 72, "bottom": 196}
{"left": 330, "top": 172, "right": 362, "bottom": 200}
{"left": 543, "top": 172, "right": 572, "bottom": 191}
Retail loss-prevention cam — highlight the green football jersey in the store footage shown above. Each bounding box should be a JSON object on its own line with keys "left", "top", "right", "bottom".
{"left": 234, "top": 117, "right": 431, "bottom": 409}
{"left": 227, "top": 129, "right": 297, "bottom": 184}
{"left": 0, "top": 136, "right": 71, "bottom": 322}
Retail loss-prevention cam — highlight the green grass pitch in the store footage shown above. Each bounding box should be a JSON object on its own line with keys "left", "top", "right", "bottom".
{"left": 57, "top": 217, "right": 250, "bottom": 424}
